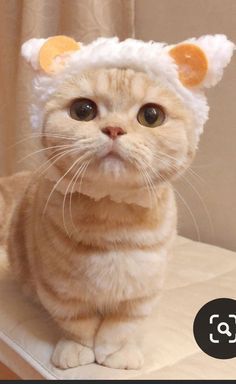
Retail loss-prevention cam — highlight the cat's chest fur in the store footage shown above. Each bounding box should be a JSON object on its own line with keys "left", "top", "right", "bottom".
{"left": 30, "top": 180, "right": 176, "bottom": 307}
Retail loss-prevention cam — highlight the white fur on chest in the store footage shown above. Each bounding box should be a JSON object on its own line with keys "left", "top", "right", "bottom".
{"left": 48, "top": 245, "right": 169, "bottom": 305}
{"left": 84, "top": 247, "right": 168, "bottom": 299}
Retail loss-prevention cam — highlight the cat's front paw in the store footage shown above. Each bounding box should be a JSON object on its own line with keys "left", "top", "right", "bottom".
{"left": 95, "top": 342, "right": 144, "bottom": 370}
{"left": 52, "top": 338, "right": 95, "bottom": 369}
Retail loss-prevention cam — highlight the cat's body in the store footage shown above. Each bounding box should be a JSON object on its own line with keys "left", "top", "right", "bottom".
{"left": 9, "top": 175, "right": 176, "bottom": 315}
{"left": 6, "top": 35, "right": 234, "bottom": 369}
{"left": 8, "top": 67, "right": 183, "bottom": 369}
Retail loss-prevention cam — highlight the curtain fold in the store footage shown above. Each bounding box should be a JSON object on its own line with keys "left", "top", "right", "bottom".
{"left": 0, "top": 0, "right": 134, "bottom": 176}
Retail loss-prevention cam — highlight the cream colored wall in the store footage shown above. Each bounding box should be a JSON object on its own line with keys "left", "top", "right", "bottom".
{"left": 135, "top": 0, "right": 236, "bottom": 251}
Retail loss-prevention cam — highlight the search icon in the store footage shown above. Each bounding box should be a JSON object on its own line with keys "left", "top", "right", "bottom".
{"left": 217, "top": 322, "right": 232, "bottom": 337}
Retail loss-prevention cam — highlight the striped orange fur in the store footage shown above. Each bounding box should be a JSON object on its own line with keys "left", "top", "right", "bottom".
{"left": 7, "top": 68, "right": 197, "bottom": 369}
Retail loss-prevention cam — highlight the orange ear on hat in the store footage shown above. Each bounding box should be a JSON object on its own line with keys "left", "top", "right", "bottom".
{"left": 39, "top": 35, "right": 80, "bottom": 74}
{"left": 169, "top": 44, "right": 208, "bottom": 87}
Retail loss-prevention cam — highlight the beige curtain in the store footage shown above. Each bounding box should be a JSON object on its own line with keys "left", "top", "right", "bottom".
{"left": 0, "top": 0, "right": 134, "bottom": 176}
{"left": 135, "top": 0, "right": 236, "bottom": 251}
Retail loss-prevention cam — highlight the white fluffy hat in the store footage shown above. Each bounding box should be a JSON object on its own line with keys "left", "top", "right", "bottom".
{"left": 21, "top": 35, "right": 234, "bottom": 139}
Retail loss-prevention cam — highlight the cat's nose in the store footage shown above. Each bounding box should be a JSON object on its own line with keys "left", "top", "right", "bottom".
{"left": 101, "top": 126, "right": 126, "bottom": 140}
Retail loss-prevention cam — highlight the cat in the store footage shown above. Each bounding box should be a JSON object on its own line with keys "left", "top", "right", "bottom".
{"left": 7, "top": 35, "right": 234, "bottom": 370}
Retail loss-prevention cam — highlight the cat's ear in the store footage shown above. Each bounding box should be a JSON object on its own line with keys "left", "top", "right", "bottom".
{"left": 21, "top": 35, "right": 80, "bottom": 74}
{"left": 168, "top": 35, "right": 235, "bottom": 88}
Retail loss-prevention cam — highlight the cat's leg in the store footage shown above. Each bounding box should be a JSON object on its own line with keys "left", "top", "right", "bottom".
{"left": 94, "top": 295, "right": 158, "bottom": 370}
{"left": 95, "top": 318, "right": 143, "bottom": 369}
{"left": 52, "top": 316, "right": 101, "bottom": 369}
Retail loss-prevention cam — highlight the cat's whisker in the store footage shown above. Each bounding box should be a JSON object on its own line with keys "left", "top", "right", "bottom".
{"left": 124, "top": 154, "right": 154, "bottom": 205}
{"left": 68, "top": 163, "right": 88, "bottom": 235}
{"left": 43, "top": 152, "right": 90, "bottom": 217}
{"left": 148, "top": 152, "right": 213, "bottom": 239}
{"left": 63, "top": 158, "right": 92, "bottom": 237}
{"left": 34, "top": 141, "right": 94, "bottom": 180}
{"left": 150, "top": 150, "right": 201, "bottom": 182}
{"left": 188, "top": 167, "right": 205, "bottom": 184}
{"left": 176, "top": 171, "right": 214, "bottom": 239}
{"left": 68, "top": 158, "right": 93, "bottom": 237}
{"left": 78, "top": 159, "right": 92, "bottom": 196}
{"left": 62, "top": 158, "right": 89, "bottom": 237}
{"left": 142, "top": 167, "right": 158, "bottom": 207}
{"left": 41, "top": 151, "right": 81, "bottom": 214}
{"left": 151, "top": 149, "right": 205, "bottom": 184}
{"left": 156, "top": 170, "right": 201, "bottom": 242}
{"left": 172, "top": 183, "right": 201, "bottom": 242}
{"left": 140, "top": 159, "right": 201, "bottom": 241}
{"left": 132, "top": 157, "right": 156, "bottom": 207}
{"left": 32, "top": 150, "right": 71, "bottom": 178}
{"left": 7, "top": 133, "right": 78, "bottom": 150}
{"left": 153, "top": 138, "right": 212, "bottom": 172}
{"left": 139, "top": 168, "right": 153, "bottom": 207}
{"left": 17, "top": 144, "right": 74, "bottom": 164}
{"left": 35, "top": 147, "right": 80, "bottom": 179}
{"left": 140, "top": 159, "right": 161, "bottom": 207}
{"left": 138, "top": 141, "right": 203, "bottom": 185}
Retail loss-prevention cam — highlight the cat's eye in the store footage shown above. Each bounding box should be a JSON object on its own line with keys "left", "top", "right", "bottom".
{"left": 137, "top": 103, "right": 165, "bottom": 127}
{"left": 70, "top": 98, "right": 97, "bottom": 121}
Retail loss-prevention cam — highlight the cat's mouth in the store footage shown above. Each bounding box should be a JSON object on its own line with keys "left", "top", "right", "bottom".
{"left": 101, "top": 151, "right": 123, "bottom": 161}
{"left": 97, "top": 142, "right": 124, "bottom": 162}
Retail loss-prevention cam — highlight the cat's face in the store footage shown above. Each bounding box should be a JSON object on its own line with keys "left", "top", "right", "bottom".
{"left": 42, "top": 68, "right": 197, "bottom": 190}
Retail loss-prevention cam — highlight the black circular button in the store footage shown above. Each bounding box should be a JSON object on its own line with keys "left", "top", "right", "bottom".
{"left": 193, "top": 298, "right": 236, "bottom": 359}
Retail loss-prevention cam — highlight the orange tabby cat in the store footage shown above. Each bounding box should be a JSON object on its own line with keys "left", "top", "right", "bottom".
{"left": 7, "top": 35, "right": 234, "bottom": 369}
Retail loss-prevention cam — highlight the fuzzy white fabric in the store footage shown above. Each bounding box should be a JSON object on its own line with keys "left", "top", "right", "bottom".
{"left": 45, "top": 164, "right": 165, "bottom": 208}
{"left": 21, "top": 35, "right": 234, "bottom": 140}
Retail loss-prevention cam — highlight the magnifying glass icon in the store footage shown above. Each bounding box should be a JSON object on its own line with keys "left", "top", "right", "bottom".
{"left": 217, "top": 322, "right": 232, "bottom": 337}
